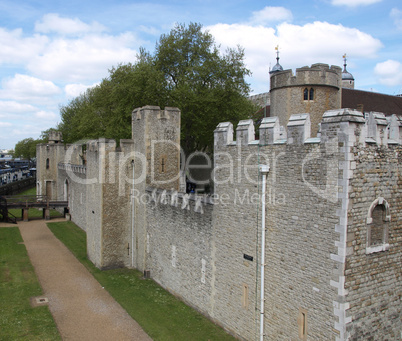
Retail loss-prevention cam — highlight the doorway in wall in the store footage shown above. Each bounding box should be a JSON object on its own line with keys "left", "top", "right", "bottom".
{"left": 45, "top": 181, "right": 52, "bottom": 199}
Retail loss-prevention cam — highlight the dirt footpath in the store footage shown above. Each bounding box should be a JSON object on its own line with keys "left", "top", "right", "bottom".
{"left": 18, "top": 219, "right": 152, "bottom": 341}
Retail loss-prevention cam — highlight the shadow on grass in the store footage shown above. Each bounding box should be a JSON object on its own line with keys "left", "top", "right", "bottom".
{"left": 47, "top": 221, "right": 237, "bottom": 341}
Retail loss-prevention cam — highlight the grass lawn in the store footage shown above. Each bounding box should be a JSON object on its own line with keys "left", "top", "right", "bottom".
{"left": 0, "top": 226, "right": 61, "bottom": 340}
{"left": 48, "top": 221, "right": 237, "bottom": 341}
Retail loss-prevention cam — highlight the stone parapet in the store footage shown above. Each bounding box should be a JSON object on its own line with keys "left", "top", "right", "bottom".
{"left": 58, "top": 163, "right": 86, "bottom": 174}
{"left": 259, "top": 117, "right": 280, "bottom": 145}
{"left": 214, "top": 109, "right": 401, "bottom": 148}
{"left": 270, "top": 63, "right": 342, "bottom": 90}
{"left": 366, "top": 112, "right": 389, "bottom": 145}
{"left": 287, "top": 113, "right": 311, "bottom": 144}
{"left": 236, "top": 119, "right": 255, "bottom": 145}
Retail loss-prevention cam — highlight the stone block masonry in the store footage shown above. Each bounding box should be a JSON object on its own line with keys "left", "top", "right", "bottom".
{"left": 38, "top": 105, "right": 401, "bottom": 341}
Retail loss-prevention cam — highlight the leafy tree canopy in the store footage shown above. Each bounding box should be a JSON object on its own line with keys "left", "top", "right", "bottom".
{"left": 58, "top": 22, "right": 257, "bottom": 154}
{"left": 14, "top": 137, "right": 42, "bottom": 160}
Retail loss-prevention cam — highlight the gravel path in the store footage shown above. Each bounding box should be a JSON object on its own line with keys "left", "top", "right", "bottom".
{"left": 18, "top": 219, "right": 152, "bottom": 341}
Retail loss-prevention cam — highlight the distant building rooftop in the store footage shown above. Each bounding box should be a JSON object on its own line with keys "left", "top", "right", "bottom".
{"left": 342, "top": 88, "right": 402, "bottom": 116}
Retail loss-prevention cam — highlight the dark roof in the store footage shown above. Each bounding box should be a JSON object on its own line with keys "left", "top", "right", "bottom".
{"left": 342, "top": 70, "right": 354, "bottom": 81}
{"left": 270, "top": 62, "right": 283, "bottom": 74}
{"left": 342, "top": 88, "right": 402, "bottom": 116}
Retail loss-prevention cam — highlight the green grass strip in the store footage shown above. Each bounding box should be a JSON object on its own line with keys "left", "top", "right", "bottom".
{"left": 48, "top": 221, "right": 237, "bottom": 341}
{"left": 0, "top": 226, "right": 61, "bottom": 340}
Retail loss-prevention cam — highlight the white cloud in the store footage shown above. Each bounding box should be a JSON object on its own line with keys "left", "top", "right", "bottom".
{"left": 65, "top": 83, "right": 98, "bottom": 98}
{"left": 27, "top": 33, "right": 139, "bottom": 82}
{"left": 208, "top": 21, "right": 382, "bottom": 93}
{"left": 207, "top": 24, "right": 276, "bottom": 93}
{"left": 0, "top": 74, "right": 61, "bottom": 101}
{"left": 10, "top": 124, "right": 45, "bottom": 138}
{"left": 0, "top": 121, "right": 12, "bottom": 127}
{"left": 390, "top": 8, "right": 402, "bottom": 30}
{"left": 249, "top": 6, "right": 293, "bottom": 25}
{"left": 34, "top": 110, "right": 58, "bottom": 120}
{"left": 374, "top": 60, "right": 402, "bottom": 86}
{"left": 0, "top": 100, "right": 36, "bottom": 114}
{"left": 0, "top": 15, "right": 140, "bottom": 83}
{"left": 0, "top": 28, "right": 48, "bottom": 64}
{"left": 331, "top": 0, "right": 382, "bottom": 7}
{"left": 35, "top": 13, "right": 106, "bottom": 36}
{"left": 139, "top": 25, "right": 160, "bottom": 36}
{"left": 276, "top": 22, "right": 382, "bottom": 63}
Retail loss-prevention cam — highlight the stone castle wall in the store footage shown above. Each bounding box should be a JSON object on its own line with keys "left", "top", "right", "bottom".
{"left": 345, "top": 143, "right": 401, "bottom": 340}
{"left": 36, "top": 142, "right": 71, "bottom": 200}
{"left": 57, "top": 163, "right": 87, "bottom": 230}
{"left": 340, "top": 116, "right": 401, "bottom": 339}
{"left": 144, "top": 190, "right": 214, "bottom": 317}
{"left": 212, "top": 115, "right": 343, "bottom": 340}
{"left": 132, "top": 106, "right": 182, "bottom": 272}
{"left": 83, "top": 139, "right": 134, "bottom": 269}
{"left": 139, "top": 109, "right": 400, "bottom": 340}
{"left": 40, "top": 105, "right": 401, "bottom": 340}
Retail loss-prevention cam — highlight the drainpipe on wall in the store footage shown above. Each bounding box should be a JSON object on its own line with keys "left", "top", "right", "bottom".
{"left": 131, "top": 159, "right": 135, "bottom": 268}
{"left": 259, "top": 164, "right": 270, "bottom": 341}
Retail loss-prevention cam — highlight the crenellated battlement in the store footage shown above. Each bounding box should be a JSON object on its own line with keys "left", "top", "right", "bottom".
{"left": 48, "top": 130, "right": 63, "bottom": 143}
{"left": 270, "top": 63, "right": 342, "bottom": 90}
{"left": 86, "top": 139, "right": 117, "bottom": 153}
{"left": 214, "top": 109, "right": 401, "bottom": 148}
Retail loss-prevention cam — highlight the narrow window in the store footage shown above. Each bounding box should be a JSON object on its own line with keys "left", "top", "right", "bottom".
{"left": 370, "top": 204, "right": 385, "bottom": 246}
{"left": 160, "top": 155, "right": 167, "bottom": 173}
{"left": 161, "top": 158, "right": 165, "bottom": 173}
{"left": 309, "top": 88, "right": 314, "bottom": 100}
{"left": 46, "top": 158, "right": 50, "bottom": 169}
{"left": 303, "top": 88, "right": 308, "bottom": 101}
{"left": 301, "top": 312, "right": 306, "bottom": 337}
{"left": 298, "top": 308, "right": 307, "bottom": 340}
{"left": 366, "top": 198, "right": 390, "bottom": 254}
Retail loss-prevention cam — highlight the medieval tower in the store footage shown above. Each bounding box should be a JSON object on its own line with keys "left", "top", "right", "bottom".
{"left": 269, "top": 52, "right": 342, "bottom": 136}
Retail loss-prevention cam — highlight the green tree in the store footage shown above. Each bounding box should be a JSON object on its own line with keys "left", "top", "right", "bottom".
{"left": 58, "top": 23, "right": 256, "bottom": 153}
{"left": 14, "top": 138, "right": 42, "bottom": 160}
{"left": 155, "top": 22, "right": 255, "bottom": 153}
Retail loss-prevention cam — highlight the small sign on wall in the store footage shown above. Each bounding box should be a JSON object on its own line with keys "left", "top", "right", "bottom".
{"left": 243, "top": 254, "right": 253, "bottom": 261}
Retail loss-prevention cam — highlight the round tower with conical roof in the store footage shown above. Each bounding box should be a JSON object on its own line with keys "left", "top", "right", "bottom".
{"left": 342, "top": 54, "right": 354, "bottom": 89}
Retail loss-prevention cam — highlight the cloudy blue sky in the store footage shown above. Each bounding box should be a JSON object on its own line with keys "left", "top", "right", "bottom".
{"left": 1, "top": 0, "right": 401, "bottom": 150}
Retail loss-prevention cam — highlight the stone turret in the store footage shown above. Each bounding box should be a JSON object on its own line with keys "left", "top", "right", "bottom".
{"left": 270, "top": 63, "right": 342, "bottom": 137}
{"left": 48, "top": 130, "right": 63, "bottom": 144}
